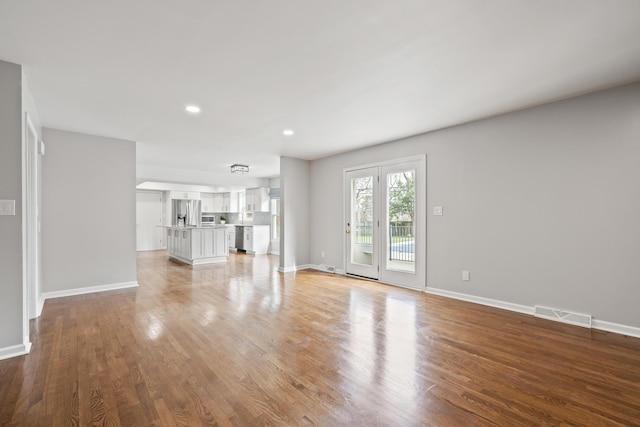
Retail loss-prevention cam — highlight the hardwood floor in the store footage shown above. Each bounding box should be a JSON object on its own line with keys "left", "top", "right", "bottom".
{"left": 1, "top": 250, "right": 640, "bottom": 426}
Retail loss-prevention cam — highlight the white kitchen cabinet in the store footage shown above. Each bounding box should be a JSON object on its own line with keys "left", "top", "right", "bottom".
{"left": 169, "top": 191, "right": 200, "bottom": 200}
{"left": 191, "top": 229, "right": 203, "bottom": 258}
{"left": 200, "top": 193, "right": 215, "bottom": 212}
{"left": 201, "top": 228, "right": 227, "bottom": 257}
{"left": 245, "top": 225, "right": 270, "bottom": 254}
{"left": 245, "top": 187, "right": 269, "bottom": 212}
{"left": 227, "top": 225, "right": 236, "bottom": 250}
{"left": 212, "top": 193, "right": 224, "bottom": 212}
{"left": 222, "top": 192, "right": 238, "bottom": 212}
{"left": 166, "top": 226, "right": 228, "bottom": 264}
{"left": 175, "top": 228, "right": 190, "bottom": 259}
{"left": 244, "top": 226, "right": 253, "bottom": 252}
{"left": 213, "top": 227, "right": 228, "bottom": 256}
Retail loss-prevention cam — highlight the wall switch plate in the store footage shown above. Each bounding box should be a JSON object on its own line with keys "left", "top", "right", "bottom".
{"left": 0, "top": 200, "right": 16, "bottom": 216}
{"left": 462, "top": 270, "right": 470, "bottom": 281}
{"left": 433, "top": 206, "right": 443, "bottom": 216}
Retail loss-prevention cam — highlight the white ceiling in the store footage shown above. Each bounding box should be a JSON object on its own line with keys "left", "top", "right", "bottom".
{"left": 2, "top": 0, "right": 640, "bottom": 185}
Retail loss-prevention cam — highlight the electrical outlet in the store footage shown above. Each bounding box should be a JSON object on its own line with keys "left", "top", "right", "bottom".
{"left": 433, "top": 206, "right": 443, "bottom": 216}
{"left": 462, "top": 270, "right": 470, "bottom": 281}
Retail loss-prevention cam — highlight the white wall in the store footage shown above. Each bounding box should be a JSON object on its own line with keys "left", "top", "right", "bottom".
{"left": 42, "top": 128, "right": 138, "bottom": 294}
{"left": 309, "top": 82, "right": 640, "bottom": 329}
{"left": 0, "top": 60, "right": 25, "bottom": 354}
{"left": 280, "top": 157, "right": 310, "bottom": 271}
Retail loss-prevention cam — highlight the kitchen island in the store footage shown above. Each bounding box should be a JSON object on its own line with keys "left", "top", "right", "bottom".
{"left": 163, "top": 225, "right": 228, "bottom": 265}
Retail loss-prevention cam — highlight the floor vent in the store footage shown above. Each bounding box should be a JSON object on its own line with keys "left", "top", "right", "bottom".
{"left": 318, "top": 264, "right": 336, "bottom": 273}
{"left": 534, "top": 305, "right": 592, "bottom": 328}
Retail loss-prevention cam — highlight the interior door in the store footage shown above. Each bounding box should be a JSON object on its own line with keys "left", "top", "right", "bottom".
{"left": 345, "top": 167, "right": 379, "bottom": 279}
{"left": 136, "top": 191, "right": 164, "bottom": 251}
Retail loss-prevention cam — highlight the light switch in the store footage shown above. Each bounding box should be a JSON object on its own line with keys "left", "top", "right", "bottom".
{"left": 0, "top": 200, "right": 16, "bottom": 216}
{"left": 433, "top": 206, "right": 443, "bottom": 216}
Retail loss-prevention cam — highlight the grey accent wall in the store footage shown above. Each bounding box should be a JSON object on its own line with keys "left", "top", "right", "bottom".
{"left": 0, "top": 60, "right": 24, "bottom": 349}
{"left": 42, "top": 128, "right": 137, "bottom": 293}
{"left": 309, "top": 82, "right": 640, "bottom": 328}
{"left": 280, "top": 157, "right": 310, "bottom": 270}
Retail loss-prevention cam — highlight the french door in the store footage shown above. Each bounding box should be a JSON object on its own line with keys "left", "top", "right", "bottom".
{"left": 345, "top": 157, "right": 425, "bottom": 289}
{"left": 345, "top": 167, "right": 380, "bottom": 279}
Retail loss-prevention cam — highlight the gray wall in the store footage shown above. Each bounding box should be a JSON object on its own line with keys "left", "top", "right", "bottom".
{"left": 280, "top": 157, "right": 310, "bottom": 270}
{"left": 0, "top": 60, "right": 24, "bottom": 349}
{"left": 42, "top": 128, "right": 137, "bottom": 293}
{"left": 309, "top": 82, "right": 640, "bottom": 328}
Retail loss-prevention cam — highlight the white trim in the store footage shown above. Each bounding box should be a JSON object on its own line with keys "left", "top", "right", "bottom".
{"left": 41, "top": 281, "right": 139, "bottom": 301}
{"left": 278, "top": 264, "right": 313, "bottom": 273}
{"left": 0, "top": 342, "right": 31, "bottom": 361}
{"left": 309, "top": 264, "right": 346, "bottom": 275}
{"left": 36, "top": 295, "right": 45, "bottom": 317}
{"left": 424, "top": 286, "right": 640, "bottom": 339}
{"left": 424, "top": 287, "right": 534, "bottom": 316}
{"left": 168, "top": 254, "right": 227, "bottom": 265}
{"left": 592, "top": 319, "right": 640, "bottom": 339}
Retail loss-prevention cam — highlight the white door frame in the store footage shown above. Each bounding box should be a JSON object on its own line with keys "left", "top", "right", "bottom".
{"left": 379, "top": 157, "right": 426, "bottom": 289}
{"left": 136, "top": 190, "right": 165, "bottom": 251}
{"left": 344, "top": 166, "right": 380, "bottom": 280}
{"left": 21, "top": 112, "right": 38, "bottom": 354}
{"left": 344, "top": 155, "right": 426, "bottom": 289}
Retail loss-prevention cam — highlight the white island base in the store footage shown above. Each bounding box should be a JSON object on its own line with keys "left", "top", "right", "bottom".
{"left": 164, "top": 226, "right": 228, "bottom": 265}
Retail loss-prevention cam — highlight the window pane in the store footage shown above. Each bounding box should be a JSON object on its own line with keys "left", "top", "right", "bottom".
{"left": 386, "top": 170, "right": 415, "bottom": 273}
{"left": 351, "top": 176, "right": 373, "bottom": 266}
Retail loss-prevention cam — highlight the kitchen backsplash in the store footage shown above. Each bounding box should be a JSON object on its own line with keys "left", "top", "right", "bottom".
{"left": 213, "top": 211, "right": 270, "bottom": 225}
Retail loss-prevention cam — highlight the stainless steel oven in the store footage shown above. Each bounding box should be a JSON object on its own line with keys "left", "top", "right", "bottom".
{"left": 201, "top": 212, "right": 215, "bottom": 226}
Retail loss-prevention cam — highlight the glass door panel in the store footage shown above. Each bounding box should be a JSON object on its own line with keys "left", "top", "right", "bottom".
{"left": 379, "top": 158, "right": 425, "bottom": 289}
{"left": 345, "top": 167, "right": 379, "bottom": 279}
{"left": 385, "top": 169, "right": 416, "bottom": 273}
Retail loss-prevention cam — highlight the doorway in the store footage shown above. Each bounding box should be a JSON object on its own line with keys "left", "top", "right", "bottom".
{"left": 344, "top": 156, "right": 426, "bottom": 289}
{"left": 136, "top": 191, "right": 164, "bottom": 251}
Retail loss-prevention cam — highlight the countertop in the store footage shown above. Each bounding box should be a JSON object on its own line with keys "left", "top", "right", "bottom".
{"left": 159, "top": 225, "right": 228, "bottom": 230}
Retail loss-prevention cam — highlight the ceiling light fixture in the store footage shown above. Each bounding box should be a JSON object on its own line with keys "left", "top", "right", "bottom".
{"left": 283, "top": 129, "right": 294, "bottom": 136}
{"left": 230, "top": 164, "right": 249, "bottom": 174}
{"left": 185, "top": 105, "right": 201, "bottom": 113}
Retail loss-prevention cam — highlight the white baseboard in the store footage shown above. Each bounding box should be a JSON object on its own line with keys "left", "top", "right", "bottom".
{"left": 278, "top": 264, "right": 313, "bottom": 273}
{"left": 41, "top": 281, "right": 139, "bottom": 302}
{"left": 424, "top": 287, "right": 534, "bottom": 316}
{"left": 0, "top": 342, "right": 31, "bottom": 361}
{"left": 592, "top": 319, "right": 640, "bottom": 339}
{"left": 36, "top": 295, "right": 45, "bottom": 317}
{"left": 308, "top": 264, "right": 345, "bottom": 275}
{"left": 424, "top": 286, "right": 640, "bottom": 339}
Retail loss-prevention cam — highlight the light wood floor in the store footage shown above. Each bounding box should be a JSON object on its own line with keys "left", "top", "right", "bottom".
{"left": 1, "top": 251, "right": 640, "bottom": 426}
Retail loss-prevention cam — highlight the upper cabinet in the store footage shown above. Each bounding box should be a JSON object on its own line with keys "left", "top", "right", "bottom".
{"left": 222, "top": 192, "right": 239, "bottom": 213}
{"left": 201, "top": 193, "right": 215, "bottom": 212}
{"left": 245, "top": 187, "right": 269, "bottom": 212}
{"left": 169, "top": 191, "right": 201, "bottom": 200}
{"left": 200, "top": 191, "right": 239, "bottom": 212}
{"left": 212, "top": 193, "right": 224, "bottom": 212}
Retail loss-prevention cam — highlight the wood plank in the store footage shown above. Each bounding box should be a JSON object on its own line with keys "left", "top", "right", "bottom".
{"left": 1, "top": 250, "right": 639, "bottom": 425}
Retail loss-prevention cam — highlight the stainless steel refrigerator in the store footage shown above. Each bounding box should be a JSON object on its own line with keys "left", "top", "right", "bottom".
{"left": 172, "top": 199, "right": 201, "bottom": 227}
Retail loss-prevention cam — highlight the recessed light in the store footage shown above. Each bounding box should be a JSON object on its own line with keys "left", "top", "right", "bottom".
{"left": 283, "top": 129, "right": 294, "bottom": 136}
{"left": 186, "top": 105, "right": 201, "bottom": 113}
